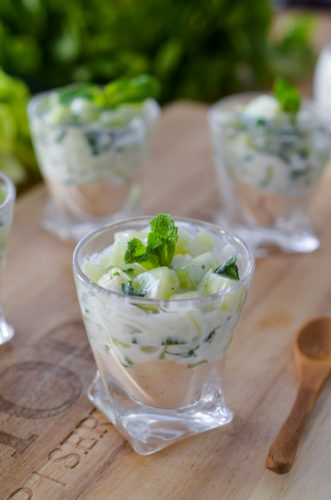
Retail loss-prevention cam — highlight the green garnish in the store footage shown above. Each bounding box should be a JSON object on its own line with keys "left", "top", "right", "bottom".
{"left": 124, "top": 214, "right": 178, "bottom": 269}
{"left": 100, "top": 74, "right": 160, "bottom": 107}
{"left": 58, "top": 74, "right": 159, "bottom": 108}
{"left": 162, "top": 338, "right": 186, "bottom": 345}
{"left": 121, "top": 282, "right": 146, "bottom": 297}
{"left": 273, "top": 77, "right": 301, "bottom": 114}
{"left": 58, "top": 83, "right": 100, "bottom": 105}
{"left": 215, "top": 256, "right": 240, "bottom": 281}
{"left": 205, "top": 329, "right": 217, "bottom": 343}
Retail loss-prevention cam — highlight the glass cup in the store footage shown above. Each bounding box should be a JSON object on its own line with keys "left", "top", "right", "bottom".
{"left": 73, "top": 217, "right": 254, "bottom": 454}
{"left": 28, "top": 88, "right": 160, "bottom": 240}
{"left": 0, "top": 172, "right": 15, "bottom": 345}
{"left": 208, "top": 93, "right": 331, "bottom": 256}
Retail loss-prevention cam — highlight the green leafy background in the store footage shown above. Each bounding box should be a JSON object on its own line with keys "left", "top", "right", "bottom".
{"left": 0, "top": 0, "right": 315, "bottom": 188}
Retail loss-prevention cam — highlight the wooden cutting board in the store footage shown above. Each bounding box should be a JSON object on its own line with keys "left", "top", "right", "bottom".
{"left": 0, "top": 102, "right": 330, "bottom": 500}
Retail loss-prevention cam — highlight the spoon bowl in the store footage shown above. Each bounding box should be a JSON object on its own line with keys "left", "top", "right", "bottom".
{"left": 296, "top": 317, "right": 331, "bottom": 361}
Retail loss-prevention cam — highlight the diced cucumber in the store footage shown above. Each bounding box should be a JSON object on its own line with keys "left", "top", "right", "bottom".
{"left": 244, "top": 95, "right": 279, "bottom": 120}
{"left": 70, "top": 98, "right": 98, "bottom": 123}
{"left": 171, "top": 253, "right": 191, "bottom": 268}
{"left": 97, "top": 268, "right": 130, "bottom": 293}
{"left": 176, "top": 252, "right": 215, "bottom": 289}
{"left": 103, "top": 231, "right": 148, "bottom": 268}
{"left": 133, "top": 267, "right": 179, "bottom": 299}
{"left": 84, "top": 262, "right": 112, "bottom": 282}
{"left": 187, "top": 231, "right": 216, "bottom": 257}
{"left": 46, "top": 104, "right": 70, "bottom": 125}
{"left": 200, "top": 271, "right": 233, "bottom": 295}
{"left": 175, "top": 229, "right": 192, "bottom": 255}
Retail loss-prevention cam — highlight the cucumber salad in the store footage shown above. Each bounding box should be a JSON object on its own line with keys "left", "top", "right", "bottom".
{"left": 209, "top": 78, "right": 330, "bottom": 195}
{"left": 77, "top": 215, "right": 251, "bottom": 368}
{"left": 28, "top": 75, "right": 160, "bottom": 186}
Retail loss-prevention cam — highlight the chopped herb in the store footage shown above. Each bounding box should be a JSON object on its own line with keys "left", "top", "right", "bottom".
{"left": 121, "top": 282, "right": 146, "bottom": 297}
{"left": 111, "top": 337, "right": 130, "bottom": 348}
{"left": 85, "top": 131, "right": 111, "bottom": 156}
{"left": 256, "top": 118, "right": 266, "bottom": 127}
{"left": 124, "top": 214, "right": 178, "bottom": 269}
{"left": 140, "top": 345, "right": 159, "bottom": 353}
{"left": 165, "top": 347, "right": 198, "bottom": 357}
{"left": 124, "top": 356, "right": 134, "bottom": 366}
{"left": 205, "top": 329, "right": 217, "bottom": 343}
{"left": 55, "top": 130, "right": 66, "bottom": 142}
{"left": 162, "top": 337, "right": 186, "bottom": 345}
{"left": 124, "top": 268, "right": 135, "bottom": 274}
{"left": 290, "top": 167, "right": 311, "bottom": 179}
{"left": 273, "top": 78, "right": 301, "bottom": 114}
{"left": 215, "top": 255, "right": 240, "bottom": 281}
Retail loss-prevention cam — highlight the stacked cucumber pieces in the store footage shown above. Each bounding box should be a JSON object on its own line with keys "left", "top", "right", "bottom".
{"left": 84, "top": 214, "right": 240, "bottom": 300}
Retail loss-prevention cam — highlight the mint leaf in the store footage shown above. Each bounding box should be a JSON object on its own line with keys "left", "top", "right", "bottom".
{"left": 147, "top": 214, "right": 178, "bottom": 267}
{"left": 58, "top": 83, "right": 100, "bottom": 105}
{"left": 125, "top": 237, "right": 147, "bottom": 262}
{"left": 215, "top": 255, "right": 239, "bottom": 281}
{"left": 100, "top": 74, "right": 159, "bottom": 107}
{"left": 273, "top": 78, "right": 301, "bottom": 114}
{"left": 124, "top": 237, "right": 158, "bottom": 270}
{"left": 124, "top": 214, "right": 178, "bottom": 270}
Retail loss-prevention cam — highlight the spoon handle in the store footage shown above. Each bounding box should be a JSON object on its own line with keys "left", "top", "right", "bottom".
{"left": 265, "top": 384, "right": 319, "bottom": 474}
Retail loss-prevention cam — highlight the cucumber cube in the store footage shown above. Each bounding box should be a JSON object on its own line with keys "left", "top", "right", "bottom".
{"left": 188, "top": 230, "right": 216, "bottom": 256}
{"left": 84, "top": 262, "right": 112, "bottom": 282}
{"left": 98, "top": 268, "right": 130, "bottom": 293}
{"left": 133, "top": 267, "right": 179, "bottom": 299}
{"left": 200, "top": 271, "right": 233, "bottom": 295}
{"left": 176, "top": 252, "right": 215, "bottom": 289}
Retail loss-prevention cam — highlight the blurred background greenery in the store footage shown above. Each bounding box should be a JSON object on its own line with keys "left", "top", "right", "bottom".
{"left": 0, "top": 0, "right": 316, "bottom": 190}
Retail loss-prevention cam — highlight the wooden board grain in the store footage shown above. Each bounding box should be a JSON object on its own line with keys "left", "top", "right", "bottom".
{"left": 0, "top": 102, "right": 331, "bottom": 500}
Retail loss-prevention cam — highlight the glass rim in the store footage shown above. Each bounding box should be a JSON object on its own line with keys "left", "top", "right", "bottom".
{"left": 207, "top": 91, "right": 331, "bottom": 134}
{"left": 27, "top": 87, "right": 161, "bottom": 132}
{"left": 72, "top": 215, "right": 255, "bottom": 305}
{"left": 0, "top": 172, "right": 16, "bottom": 210}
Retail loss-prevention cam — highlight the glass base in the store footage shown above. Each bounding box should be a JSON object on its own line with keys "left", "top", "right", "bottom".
{"left": 87, "top": 371, "right": 233, "bottom": 455}
{"left": 42, "top": 188, "right": 141, "bottom": 241}
{"left": 234, "top": 225, "right": 319, "bottom": 258}
{"left": 215, "top": 214, "right": 319, "bottom": 258}
{"left": 0, "top": 317, "right": 14, "bottom": 345}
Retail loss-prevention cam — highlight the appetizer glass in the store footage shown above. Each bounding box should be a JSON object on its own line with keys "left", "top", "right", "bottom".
{"left": 0, "top": 172, "right": 15, "bottom": 345}
{"left": 208, "top": 93, "right": 331, "bottom": 256}
{"left": 28, "top": 89, "right": 160, "bottom": 240}
{"left": 73, "top": 217, "right": 254, "bottom": 455}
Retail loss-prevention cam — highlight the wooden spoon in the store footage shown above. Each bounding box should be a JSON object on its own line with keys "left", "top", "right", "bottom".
{"left": 265, "top": 317, "right": 331, "bottom": 474}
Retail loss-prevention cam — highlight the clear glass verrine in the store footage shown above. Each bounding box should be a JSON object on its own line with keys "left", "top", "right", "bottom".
{"left": 28, "top": 88, "right": 160, "bottom": 241}
{"left": 0, "top": 172, "right": 15, "bottom": 345}
{"left": 208, "top": 93, "right": 331, "bottom": 256}
{"left": 73, "top": 217, "right": 254, "bottom": 454}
